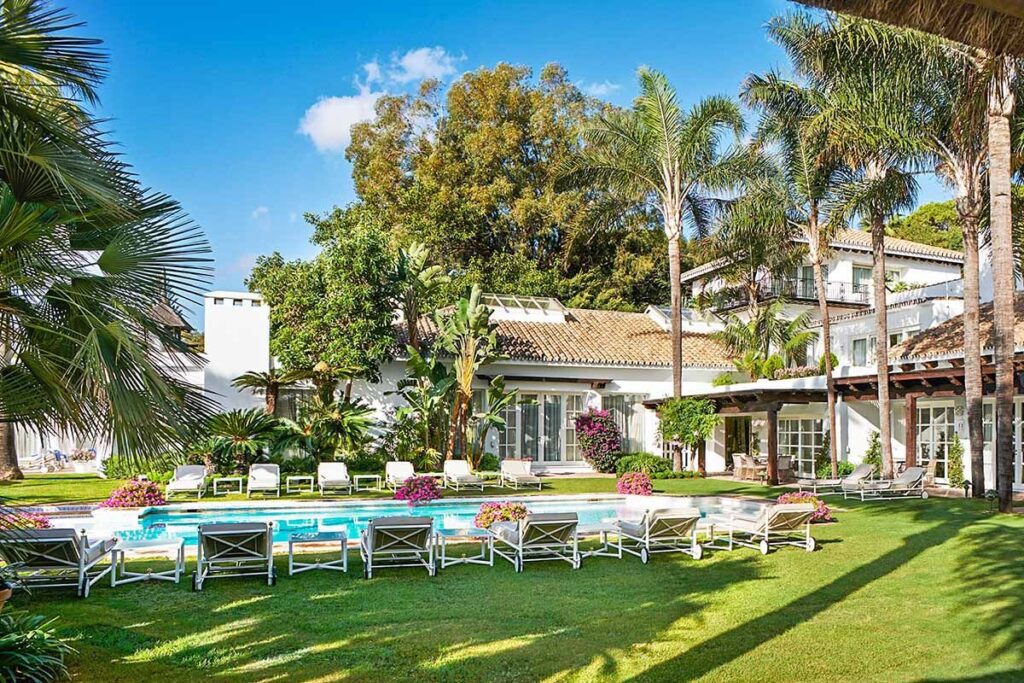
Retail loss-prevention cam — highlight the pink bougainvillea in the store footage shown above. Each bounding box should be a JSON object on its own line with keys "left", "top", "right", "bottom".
{"left": 394, "top": 475, "right": 442, "bottom": 506}
{"left": 776, "top": 491, "right": 833, "bottom": 523}
{"left": 575, "top": 408, "right": 623, "bottom": 473}
{"left": 474, "top": 502, "right": 528, "bottom": 529}
{"left": 616, "top": 471, "right": 653, "bottom": 496}
{"left": 0, "top": 510, "right": 52, "bottom": 530}
{"left": 100, "top": 479, "right": 166, "bottom": 508}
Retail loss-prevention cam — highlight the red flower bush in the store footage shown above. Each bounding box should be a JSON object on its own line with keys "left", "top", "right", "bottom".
{"left": 474, "top": 502, "right": 528, "bottom": 529}
{"left": 394, "top": 475, "right": 442, "bottom": 506}
{"left": 617, "top": 471, "right": 653, "bottom": 496}
{"left": 776, "top": 491, "right": 832, "bottom": 522}
{"left": 100, "top": 479, "right": 166, "bottom": 508}
{"left": 575, "top": 408, "right": 623, "bottom": 473}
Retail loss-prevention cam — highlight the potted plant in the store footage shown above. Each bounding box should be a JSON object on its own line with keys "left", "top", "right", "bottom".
{"left": 69, "top": 449, "right": 96, "bottom": 473}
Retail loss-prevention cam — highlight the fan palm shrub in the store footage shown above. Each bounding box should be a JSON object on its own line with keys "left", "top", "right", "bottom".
{"left": 207, "top": 409, "right": 280, "bottom": 474}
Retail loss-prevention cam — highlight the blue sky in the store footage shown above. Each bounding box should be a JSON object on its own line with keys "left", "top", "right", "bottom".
{"left": 72, "top": 0, "right": 949, "bottom": 324}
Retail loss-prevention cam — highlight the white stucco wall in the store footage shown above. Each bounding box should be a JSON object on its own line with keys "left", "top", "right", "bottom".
{"left": 202, "top": 291, "right": 269, "bottom": 411}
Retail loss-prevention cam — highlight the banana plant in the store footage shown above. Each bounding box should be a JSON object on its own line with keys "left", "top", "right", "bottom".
{"left": 466, "top": 376, "right": 518, "bottom": 469}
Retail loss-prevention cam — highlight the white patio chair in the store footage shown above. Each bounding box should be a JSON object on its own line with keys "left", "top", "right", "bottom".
{"left": 359, "top": 516, "right": 435, "bottom": 578}
{"left": 166, "top": 465, "right": 208, "bottom": 499}
{"left": 0, "top": 528, "right": 116, "bottom": 597}
{"left": 193, "top": 522, "right": 275, "bottom": 590}
{"left": 614, "top": 507, "right": 703, "bottom": 563}
{"left": 385, "top": 461, "right": 416, "bottom": 490}
{"left": 499, "top": 460, "right": 542, "bottom": 490}
{"left": 800, "top": 463, "right": 874, "bottom": 496}
{"left": 318, "top": 462, "right": 352, "bottom": 495}
{"left": 443, "top": 460, "right": 485, "bottom": 491}
{"left": 855, "top": 467, "right": 928, "bottom": 501}
{"left": 247, "top": 463, "right": 280, "bottom": 497}
{"left": 711, "top": 503, "right": 817, "bottom": 555}
{"left": 489, "top": 512, "right": 579, "bottom": 571}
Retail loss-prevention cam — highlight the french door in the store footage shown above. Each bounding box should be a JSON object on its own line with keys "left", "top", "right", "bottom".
{"left": 516, "top": 393, "right": 578, "bottom": 463}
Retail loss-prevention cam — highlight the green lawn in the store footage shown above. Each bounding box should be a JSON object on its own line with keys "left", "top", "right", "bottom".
{"left": 3, "top": 477, "right": 1023, "bottom": 681}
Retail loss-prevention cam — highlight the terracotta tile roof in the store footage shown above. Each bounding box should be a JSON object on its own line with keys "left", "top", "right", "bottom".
{"left": 891, "top": 294, "right": 1024, "bottom": 362}
{"left": 825, "top": 228, "right": 963, "bottom": 262}
{"left": 407, "top": 308, "right": 733, "bottom": 369}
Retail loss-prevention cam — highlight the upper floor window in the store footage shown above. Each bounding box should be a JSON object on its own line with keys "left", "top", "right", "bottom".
{"left": 852, "top": 266, "right": 872, "bottom": 294}
{"left": 851, "top": 336, "right": 876, "bottom": 366}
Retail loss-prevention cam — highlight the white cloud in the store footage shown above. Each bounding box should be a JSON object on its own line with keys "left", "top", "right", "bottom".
{"left": 223, "top": 252, "right": 258, "bottom": 275}
{"left": 250, "top": 206, "right": 269, "bottom": 220}
{"left": 584, "top": 80, "right": 621, "bottom": 97}
{"left": 388, "top": 47, "right": 459, "bottom": 84}
{"left": 298, "top": 86, "right": 382, "bottom": 153}
{"left": 363, "top": 59, "right": 382, "bottom": 85}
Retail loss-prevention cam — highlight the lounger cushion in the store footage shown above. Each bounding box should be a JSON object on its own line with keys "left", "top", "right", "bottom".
{"left": 84, "top": 538, "right": 116, "bottom": 563}
{"left": 200, "top": 523, "right": 269, "bottom": 535}
{"left": 490, "top": 522, "right": 519, "bottom": 545}
{"left": 798, "top": 477, "right": 840, "bottom": 486}
{"left": 616, "top": 520, "right": 645, "bottom": 537}
{"left": 367, "top": 516, "right": 432, "bottom": 529}
{"left": 449, "top": 474, "right": 483, "bottom": 484}
{"left": 0, "top": 528, "right": 78, "bottom": 542}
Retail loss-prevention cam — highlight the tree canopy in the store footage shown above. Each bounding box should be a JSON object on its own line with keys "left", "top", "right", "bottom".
{"left": 886, "top": 201, "right": 964, "bottom": 251}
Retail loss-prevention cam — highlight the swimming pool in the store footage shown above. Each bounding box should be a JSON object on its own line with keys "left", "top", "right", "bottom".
{"left": 111, "top": 494, "right": 767, "bottom": 546}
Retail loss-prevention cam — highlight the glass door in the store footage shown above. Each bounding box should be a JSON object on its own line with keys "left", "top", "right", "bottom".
{"left": 564, "top": 394, "right": 585, "bottom": 462}
{"left": 542, "top": 394, "right": 563, "bottom": 462}
{"left": 519, "top": 394, "right": 539, "bottom": 461}
{"left": 918, "top": 405, "right": 954, "bottom": 480}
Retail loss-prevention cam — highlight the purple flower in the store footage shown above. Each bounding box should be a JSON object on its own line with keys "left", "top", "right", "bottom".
{"left": 616, "top": 472, "right": 653, "bottom": 496}
{"left": 474, "top": 502, "right": 528, "bottom": 529}
{"left": 574, "top": 409, "right": 623, "bottom": 473}
{"left": 394, "top": 475, "right": 442, "bottom": 506}
{"left": 100, "top": 479, "right": 167, "bottom": 508}
{"left": 776, "top": 491, "right": 833, "bottom": 522}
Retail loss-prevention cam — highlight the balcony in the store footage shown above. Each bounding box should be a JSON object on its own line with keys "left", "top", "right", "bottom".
{"left": 709, "top": 276, "right": 871, "bottom": 312}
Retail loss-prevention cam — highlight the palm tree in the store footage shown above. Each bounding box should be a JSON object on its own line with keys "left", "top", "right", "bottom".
{"left": 561, "top": 67, "right": 748, "bottom": 470}
{"left": 466, "top": 376, "right": 518, "bottom": 468}
{"left": 742, "top": 63, "right": 848, "bottom": 478}
{"left": 714, "top": 301, "right": 818, "bottom": 380}
{"left": 393, "top": 241, "right": 449, "bottom": 352}
{"left": 231, "top": 368, "right": 305, "bottom": 415}
{"left": 276, "top": 397, "right": 376, "bottom": 460}
{"left": 207, "top": 409, "right": 280, "bottom": 474}
{"left": 393, "top": 346, "right": 455, "bottom": 454}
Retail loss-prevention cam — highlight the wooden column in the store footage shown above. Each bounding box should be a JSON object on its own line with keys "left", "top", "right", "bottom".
{"left": 905, "top": 394, "right": 918, "bottom": 468}
{"left": 766, "top": 404, "right": 779, "bottom": 485}
{"left": 697, "top": 439, "right": 706, "bottom": 476}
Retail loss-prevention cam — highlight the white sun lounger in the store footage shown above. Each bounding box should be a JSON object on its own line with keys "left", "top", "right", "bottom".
{"left": 854, "top": 467, "right": 929, "bottom": 501}
{"left": 799, "top": 463, "right": 874, "bottom": 496}
{"left": 193, "top": 522, "right": 274, "bottom": 590}
{"left": 500, "top": 460, "right": 542, "bottom": 490}
{"left": 489, "top": 512, "right": 579, "bottom": 571}
{"left": 710, "top": 503, "right": 817, "bottom": 555}
{"left": 247, "top": 463, "right": 280, "bottom": 498}
{"left": 166, "top": 465, "right": 208, "bottom": 499}
{"left": 317, "top": 462, "right": 352, "bottom": 495}
{"left": 613, "top": 508, "right": 704, "bottom": 562}
{"left": 385, "top": 461, "right": 416, "bottom": 490}
{"left": 0, "top": 528, "right": 116, "bottom": 597}
{"left": 443, "top": 460, "right": 485, "bottom": 491}
{"left": 359, "top": 516, "right": 435, "bottom": 578}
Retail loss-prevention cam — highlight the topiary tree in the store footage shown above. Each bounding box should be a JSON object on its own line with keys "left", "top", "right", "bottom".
{"left": 947, "top": 434, "right": 966, "bottom": 489}
{"left": 575, "top": 409, "right": 622, "bottom": 473}
{"left": 657, "top": 398, "right": 721, "bottom": 473}
{"left": 862, "top": 431, "right": 882, "bottom": 471}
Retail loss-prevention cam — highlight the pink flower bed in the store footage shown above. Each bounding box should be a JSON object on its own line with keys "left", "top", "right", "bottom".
{"left": 394, "top": 475, "right": 442, "bottom": 506}
{"left": 100, "top": 479, "right": 166, "bottom": 508}
{"left": 617, "top": 471, "right": 653, "bottom": 496}
{"left": 0, "top": 510, "right": 52, "bottom": 530}
{"left": 776, "top": 491, "right": 833, "bottom": 522}
{"left": 474, "top": 502, "right": 528, "bottom": 529}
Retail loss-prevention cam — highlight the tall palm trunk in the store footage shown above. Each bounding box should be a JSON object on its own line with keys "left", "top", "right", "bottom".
{"left": 0, "top": 423, "right": 22, "bottom": 481}
{"left": 266, "top": 388, "right": 278, "bottom": 416}
{"left": 446, "top": 393, "right": 466, "bottom": 461}
{"left": 667, "top": 230, "right": 684, "bottom": 472}
{"left": 870, "top": 210, "right": 895, "bottom": 478}
{"left": 811, "top": 247, "right": 838, "bottom": 478}
{"left": 988, "top": 57, "right": 1017, "bottom": 513}
{"left": 960, "top": 209, "right": 985, "bottom": 496}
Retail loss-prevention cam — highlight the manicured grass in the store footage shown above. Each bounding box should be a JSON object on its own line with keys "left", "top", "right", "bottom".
{"left": 6, "top": 478, "right": 1024, "bottom": 681}
{"left": 0, "top": 474, "right": 127, "bottom": 505}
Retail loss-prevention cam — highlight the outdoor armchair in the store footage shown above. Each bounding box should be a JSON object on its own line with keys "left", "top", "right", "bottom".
{"left": 0, "top": 527, "right": 116, "bottom": 597}
{"left": 443, "top": 460, "right": 485, "bottom": 491}
{"left": 193, "top": 522, "right": 275, "bottom": 590}
{"left": 359, "top": 516, "right": 435, "bottom": 578}
{"left": 247, "top": 463, "right": 280, "bottom": 498}
{"left": 489, "top": 512, "right": 579, "bottom": 571}
{"left": 613, "top": 507, "right": 703, "bottom": 562}
{"left": 317, "top": 462, "right": 352, "bottom": 495}
{"left": 166, "top": 465, "right": 208, "bottom": 499}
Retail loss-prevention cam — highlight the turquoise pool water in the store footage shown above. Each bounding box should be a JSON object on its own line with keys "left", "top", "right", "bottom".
{"left": 115, "top": 495, "right": 766, "bottom": 546}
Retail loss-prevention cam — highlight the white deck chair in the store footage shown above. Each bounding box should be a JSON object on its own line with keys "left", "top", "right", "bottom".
{"left": 247, "top": 463, "right": 280, "bottom": 498}
{"left": 443, "top": 460, "right": 484, "bottom": 491}
{"left": 17, "top": 452, "right": 57, "bottom": 473}
{"left": 0, "top": 528, "right": 116, "bottom": 597}
{"left": 799, "top": 463, "right": 874, "bottom": 496}
{"left": 614, "top": 507, "right": 703, "bottom": 563}
{"left": 499, "top": 460, "right": 542, "bottom": 490}
{"left": 359, "top": 516, "right": 435, "bottom": 578}
{"left": 855, "top": 466, "right": 928, "bottom": 501}
{"left": 711, "top": 503, "right": 816, "bottom": 555}
{"left": 385, "top": 461, "right": 416, "bottom": 490}
{"left": 317, "top": 462, "right": 352, "bottom": 495}
{"left": 166, "top": 465, "right": 208, "bottom": 499}
{"left": 193, "top": 522, "right": 274, "bottom": 590}
{"left": 489, "top": 512, "right": 579, "bottom": 571}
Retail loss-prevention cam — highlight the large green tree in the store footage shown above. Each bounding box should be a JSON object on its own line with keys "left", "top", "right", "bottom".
{"left": 887, "top": 202, "right": 963, "bottom": 251}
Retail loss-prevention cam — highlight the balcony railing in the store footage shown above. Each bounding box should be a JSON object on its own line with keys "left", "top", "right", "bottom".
{"left": 711, "top": 276, "right": 871, "bottom": 312}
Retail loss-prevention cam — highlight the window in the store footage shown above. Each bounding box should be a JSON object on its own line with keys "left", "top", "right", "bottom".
{"left": 885, "top": 268, "right": 902, "bottom": 285}
{"left": 498, "top": 401, "right": 518, "bottom": 459}
{"left": 851, "top": 336, "right": 876, "bottom": 366}
{"left": 793, "top": 265, "right": 823, "bottom": 299}
{"left": 984, "top": 403, "right": 994, "bottom": 443}
{"left": 779, "top": 419, "right": 825, "bottom": 477}
{"left": 565, "top": 394, "right": 585, "bottom": 462}
{"left": 852, "top": 266, "right": 873, "bottom": 294}
{"left": 889, "top": 327, "right": 918, "bottom": 348}
{"left": 232, "top": 299, "right": 243, "bottom": 306}
{"left": 918, "top": 405, "right": 955, "bottom": 480}
{"left": 213, "top": 297, "right": 224, "bottom": 305}
{"left": 604, "top": 394, "right": 647, "bottom": 453}
{"left": 497, "top": 392, "right": 586, "bottom": 463}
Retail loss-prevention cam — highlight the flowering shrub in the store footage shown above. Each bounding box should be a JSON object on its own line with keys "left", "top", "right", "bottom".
{"left": 616, "top": 471, "right": 653, "bottom": 496}
{"left": 474, "top": 502, "right": 528, "bottom": 529}
{"left": 394, "top": 475, "right": 442, "bottom": 506}
{"left": 70, "top": 449, "right": 96, "bottom": 462}
{"left": 0, "top": 510, "right": 52, "bottom": 530}
{"left": 575, "top": 409, "right": 622, "bottom": 473}
{"left": 776, "top": 491, "right": 832, "bottom": 523}
{"left": 100, "top": 479, "right": 166, "bottom": 508}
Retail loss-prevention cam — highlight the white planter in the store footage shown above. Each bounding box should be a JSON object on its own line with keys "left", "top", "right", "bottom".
{"left": 71, "top": 461, "right": 94, "bottom": 474}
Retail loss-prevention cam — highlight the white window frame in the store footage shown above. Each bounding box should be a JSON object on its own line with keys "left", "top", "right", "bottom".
{"left": 778, "top": 418, "right": 825, "bottom": 477}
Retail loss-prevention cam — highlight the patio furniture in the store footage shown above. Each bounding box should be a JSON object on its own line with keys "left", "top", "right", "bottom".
{"left": 731, "top": 454, "right": 749, "bottom": 480}
{"left": 193, "top": 522, "right": 275, "bottom": 590}
{"left": 436, "top": 530, "right": 494, "bottom": 569}
{"left": 354, "top": 473, "right": 381, "bottom": 492}
{"left": 923, "top": 459, "right": 939, "bottom": 487}
{"left": 385, "top": 461, "right": 416, "bottom": 490}
{"left": 317, "top": 462, "right": 353, "bottom": 495}
{"left": 166, "top": 465, "right": 208, "bottom": 499}
{"left": 286, "top": 474, "right": 314, "bottom": 494}
{"left": 247, "top": 463, "right": 281, "bottom": 498}
{"left": 288, "top": 531, "right": 348, "bottom": 575}
{"left": 855, "top": 467, "right": 928, "bottom": 501}
{"left": 359, "top": 516, "right": 435, "bottom": 578}
{"left": 499, "top": 460, "right": 543, "bottom": 490}
{"left": 111, "top": 538, "right": 185, "bottom": 587}
{"left": 710, "top": 503, "right": 817, "bottom": 555}
{"left": 799, "top": 463, "right": 874, "bottom": 495}
{"left": 443, "top": 460, "right": 485, "bottom": 491}
{"left": 489, "top": 512, "right": 580, "bottom": 571}
{"left": 213, "top": 476, "right": 243, "bottom": 496}
{"left": 777, "top": 456, "right": 794, "bottom": 484}
{"left": 0, "top": 528, "right": 116, "bottom": 597}
{"left": 613, "top": 507, "right": 704, "bottom": 563}
{"left": 742, "top": 456, "right": 767, "bottom": 483}
{"left": 17, "top": 452, "right": 57, "bottom": 473}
